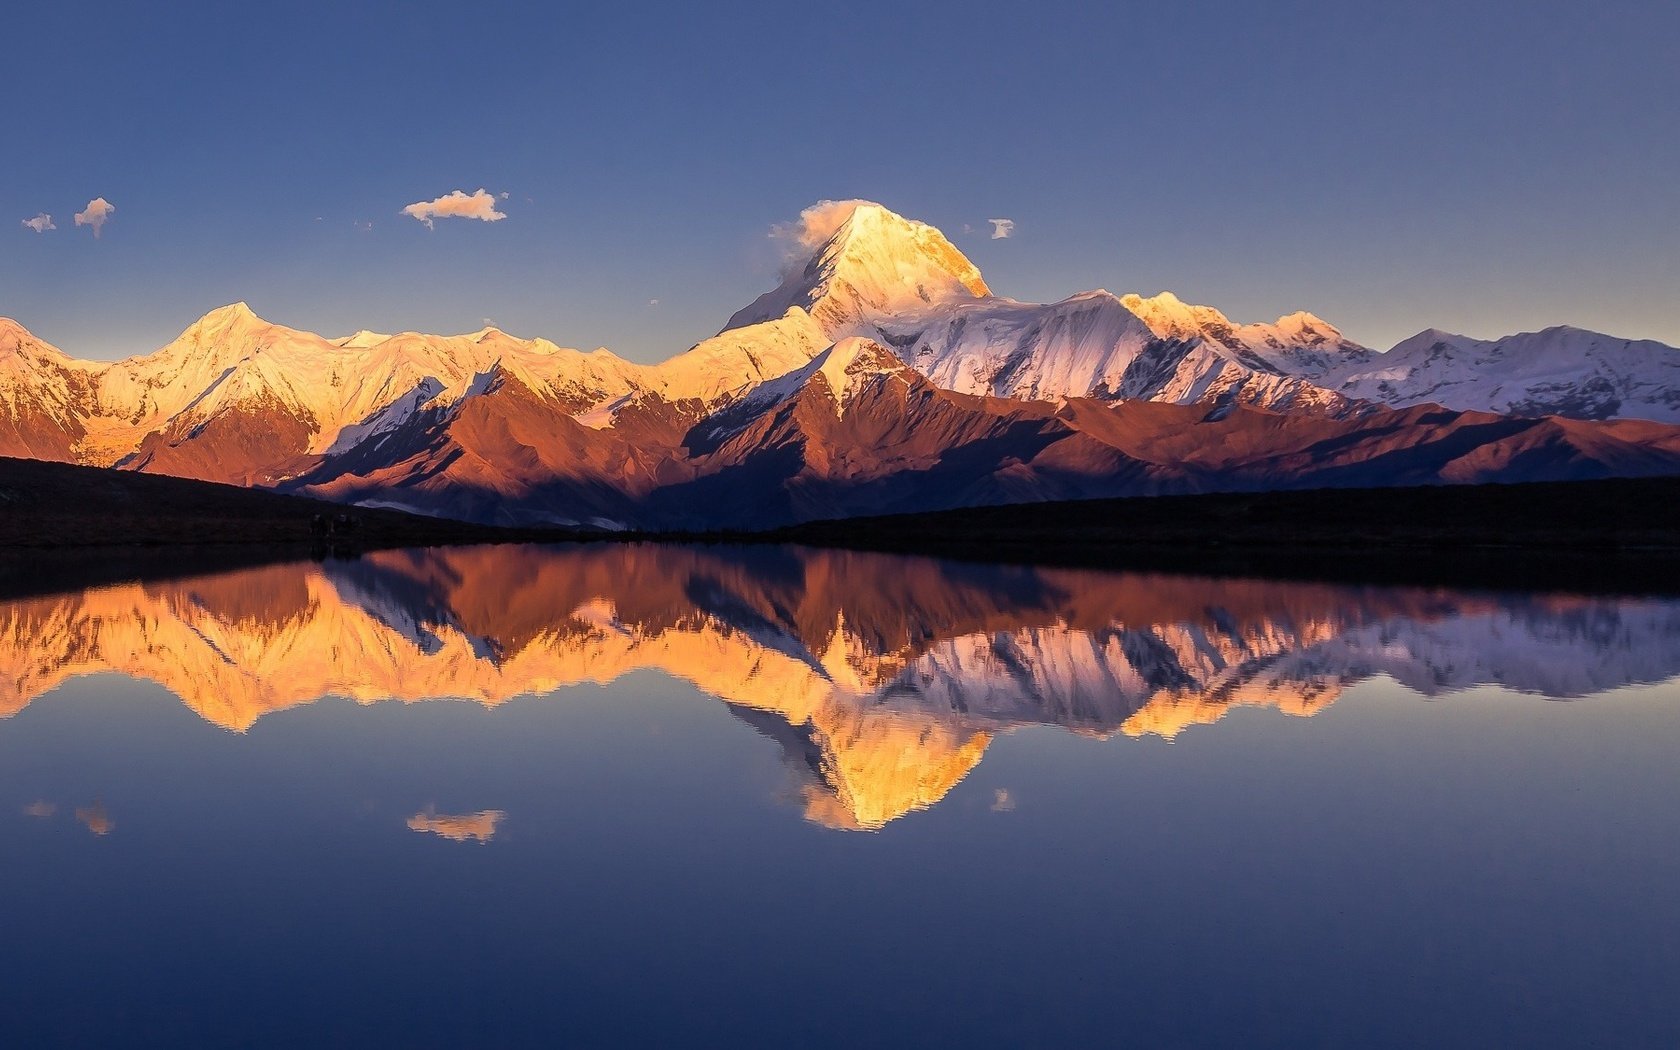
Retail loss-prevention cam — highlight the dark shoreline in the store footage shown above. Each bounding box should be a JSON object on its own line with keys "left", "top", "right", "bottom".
{"left": 3, "top": 454, "right": 1679, "bottom": 597}
{"left": 650, "top": 476, "right": 1680, "bottom": 595}
{"left": 0, "top": 454, "right": 605, "bottom": 598}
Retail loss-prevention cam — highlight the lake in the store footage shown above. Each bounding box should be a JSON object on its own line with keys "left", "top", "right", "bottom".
{"left": 2, "top": 544, "right": 1677, "bottom": 1047}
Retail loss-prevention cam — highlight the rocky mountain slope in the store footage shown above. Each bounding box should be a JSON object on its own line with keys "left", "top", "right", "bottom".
{"left": 289, "top": 334, "right": 1680, "bottom": 528}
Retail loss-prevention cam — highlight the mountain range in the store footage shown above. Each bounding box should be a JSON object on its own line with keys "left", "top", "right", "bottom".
{"left": 4, "top": 201, "right": 1678, "bottom": 528}
{"left": 4, "top": 544, "right": 1676, "bottom": 829}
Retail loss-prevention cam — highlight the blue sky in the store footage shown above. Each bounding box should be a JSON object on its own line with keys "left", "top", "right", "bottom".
{"left": 5, "top": 0, "right": 1677, "bottom": 361}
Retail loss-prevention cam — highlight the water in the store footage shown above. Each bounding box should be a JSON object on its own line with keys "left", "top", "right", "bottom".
{"left": 2, "top": 544, "right": 1677, "bottom": 1048}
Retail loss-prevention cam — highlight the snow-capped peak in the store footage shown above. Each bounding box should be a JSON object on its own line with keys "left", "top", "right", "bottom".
{"left": 164, "top": 302, "right": 299, "bottom": 360}
{"left": 1119, "top": 291, "right": 1236, "bottom": 344}
{"left": 813, "top": 336, "right": 913, "bottom": 399}
{"left": 0, "top": 317, "right": 80, "bottom": 370}
{"left": 1384, "top": 327, "right": 1475, "bottom": 356}
{"left": 209, "top": 300, "right": 258, "bottom": 319}
{"left": 0, "top": 317, "right": 42, "bottom": 356}
{"left": 191, "top": 301, "right": 266, "bottom": 333}
{"left": 1119, "top": 291, "right": 1365, "bottom": 360}
{"left": 336, "top": 330, "right": 393, "bottom": 349}
{"left": 724, "top": 201, "right": 990, "bottom": 336}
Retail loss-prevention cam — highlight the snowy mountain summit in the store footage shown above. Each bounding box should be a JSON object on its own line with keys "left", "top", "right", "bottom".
{"left": 727, "top": 202, "right": 990, "bottom": 334}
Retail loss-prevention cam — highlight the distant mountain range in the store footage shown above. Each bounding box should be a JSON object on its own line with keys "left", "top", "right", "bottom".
{"left": 3, "top": 201, "right": 1678, "bottom": 528}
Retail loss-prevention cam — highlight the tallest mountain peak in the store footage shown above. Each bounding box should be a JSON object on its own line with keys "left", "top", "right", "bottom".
{"left": 723, "top": 201, "right": 989, "bottom": 336}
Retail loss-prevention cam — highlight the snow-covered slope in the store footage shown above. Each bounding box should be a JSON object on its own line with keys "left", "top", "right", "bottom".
{"left": 695, "top": 336, "right": 917, "bottom": 443}
{"left": 889, "top": 291, "right": 1355, "bottom": 413}
{"left": 0, "top": 318, "right": 99, "bottom": 461}
{"left": 1119, "top": 291, "right": 1370, "bottom": 373}
{"left": 1323, "top": 326, "right": 1680, "bottom": 423}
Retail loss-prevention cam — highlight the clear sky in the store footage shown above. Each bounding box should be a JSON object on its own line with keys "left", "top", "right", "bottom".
{"left": 5, "top": 0, "right": 1677, "bottom": 361}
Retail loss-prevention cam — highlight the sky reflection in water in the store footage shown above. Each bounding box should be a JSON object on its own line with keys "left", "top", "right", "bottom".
{"left": 2, "top": 544, "right": 1677, "bottom": 1047}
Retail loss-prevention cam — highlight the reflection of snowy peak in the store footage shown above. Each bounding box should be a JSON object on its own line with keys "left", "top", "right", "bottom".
{"left": 1261, "top": 599, "right": 1680, "bottom": 699}
{"left": 2, "top": 546, "right": 1677, "bottom": 829}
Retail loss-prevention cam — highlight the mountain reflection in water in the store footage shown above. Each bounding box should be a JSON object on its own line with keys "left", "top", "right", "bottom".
{"left": 3, "top": 543, "right": 1677, "bottom": 830}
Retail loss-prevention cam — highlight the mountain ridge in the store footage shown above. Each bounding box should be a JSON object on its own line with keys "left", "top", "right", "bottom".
{"left": 2, "top": 199, "right": 1678, "bottom": 527}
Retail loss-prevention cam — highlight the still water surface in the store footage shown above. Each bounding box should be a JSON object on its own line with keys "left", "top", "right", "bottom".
{"left": 2, "top": 544, "right": 1678, "bottom": 1047}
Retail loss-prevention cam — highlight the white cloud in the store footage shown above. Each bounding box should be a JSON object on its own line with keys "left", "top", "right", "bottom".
{"left": 770, "top": 198, "right": 875, "bottom": 259}
{"left": 648, "top": 298, "right": 660, "bottom": 306}
{"left": 401, "top": 188, "right": 507, "bottom": 229}
{"left": 988, "top": 218, "right": 1015, "bottom": 240}
{"left": 74, "top": 198, "right": 115, "bottom": 237}
{"left": 21, "top": 213, "right": 55, "bottom": 234}
{"left": 407, "top": 808, "right": 505, "bottom": 843}
{"left": 991, "top": 788, "right": 1016, "bottom": 812}
{"left": 354, "top": 220, "right": 373, "bottom": 232}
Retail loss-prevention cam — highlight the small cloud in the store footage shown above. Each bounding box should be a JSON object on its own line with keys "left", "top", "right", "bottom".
{"left": 314, "top": 216, "right": 324, "bottom": 222}
{"left": 75, "top": 198, "right": 115, "bottom": 237}
{"left": 988, "top": 218, "right": 1015, "bottom": 240}
{"left": 647, "top": 298, "right": 660, "bottom": 306}
{"left": 991, "top": 788, "right": 1015, "bottom": 812}
{"left": 401, "top": 188, "right": 507, "bottom": 229}
{"left": 498, "top": 191, "right": 510, "bottom": 200}
{"left": 22, "top": 213, "right": 55, "bottom": 234}
{"left": 21, "top": 800, "right": 56, "bottom": 818}
{"left": 354, "top": 220, "right": 373, "bottom": 232}
{"left": 408, "top": 808, "right": 505, "bottom": 843}
{"left": 961, "top": 223, "right": 975, "bottom": 234}
{"left": 75, "top": 799, "right": 114, "bottom": 835}
{"left": 480, "top": 317, "right": 497, "bottom": 328}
